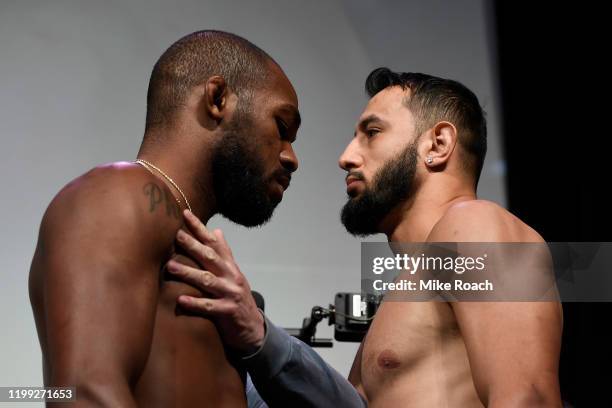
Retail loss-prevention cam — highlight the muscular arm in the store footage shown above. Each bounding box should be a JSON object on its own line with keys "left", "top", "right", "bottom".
{"left": 427, "top": 201, "right": 563, "bottom": 407}
{"left": 451, "top": 301, "right": 561, "bottom": 407}
{"left": 29, "top": 166, "right": 181, "bottom": 406}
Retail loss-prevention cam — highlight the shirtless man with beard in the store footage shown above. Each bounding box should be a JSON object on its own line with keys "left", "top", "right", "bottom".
{"left": 28, "top": 30, "right": 300, "bottom": 407}
{"left": 147, "top": 68, "right": 563, "bottom": 407}
{"left": 337, "top": 69, "right": 562, "bottom": 407}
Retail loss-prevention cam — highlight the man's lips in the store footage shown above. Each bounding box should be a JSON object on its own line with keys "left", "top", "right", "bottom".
{"left": 276, "top": 174, "right": 291, "bottom": 190}
{"left": 345, "top": 175, "right": 362, "bottom": 187}
{"left": 345, "top": 174, "right": 365, "bottom": 196}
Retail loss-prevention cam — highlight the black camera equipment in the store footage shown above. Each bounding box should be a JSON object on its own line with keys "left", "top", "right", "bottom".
{"left": 283, "top": 293, "right": 381, "bottom": 347}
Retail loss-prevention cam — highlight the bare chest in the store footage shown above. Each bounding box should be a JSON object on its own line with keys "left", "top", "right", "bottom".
{"left": 360, "top": 301, "right": 460, "bottom": 390}
{"left": 134, "top": 255, "right": 246, "bottom": 407}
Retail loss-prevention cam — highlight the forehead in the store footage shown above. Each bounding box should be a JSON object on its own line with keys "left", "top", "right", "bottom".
{"left": 258, "top": 63, "right": 298, "bottom": 107}
{"left": 358, "top": 86, "right": 412, "bottom": 125}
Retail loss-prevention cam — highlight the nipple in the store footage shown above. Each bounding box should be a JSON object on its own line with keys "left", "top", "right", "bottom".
{"left": 377, "top": 349, "right": 401, "bottom": 369}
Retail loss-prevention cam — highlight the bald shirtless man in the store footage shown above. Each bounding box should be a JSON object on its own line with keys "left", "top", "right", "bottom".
{"left": 28, "top": 30, "right": 300, "bottom": 407}
{"left": 168, "top": 68, "right": 562, "bottom": 407}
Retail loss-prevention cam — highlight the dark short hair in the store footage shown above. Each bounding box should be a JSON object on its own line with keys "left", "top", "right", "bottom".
{"left": 365, "top": 67, "right": 487, "bottom": 186}
{"left": 145, "top": 30, "right": 275, "bottom": 132}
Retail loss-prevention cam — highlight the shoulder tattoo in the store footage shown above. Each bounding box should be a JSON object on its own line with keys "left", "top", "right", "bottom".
{"left": 142, "top": 182, "right": 180, "bottom": 219}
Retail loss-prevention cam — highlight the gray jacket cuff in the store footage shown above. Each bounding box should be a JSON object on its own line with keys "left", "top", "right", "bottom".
{"left": 241, "top": 311, "right": 292, "bottom": 379}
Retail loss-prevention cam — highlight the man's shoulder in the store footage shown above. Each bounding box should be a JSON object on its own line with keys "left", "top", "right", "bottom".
{"left": 41, "top": 161, "right": 182, "bottom": 239}
{"left": 427, "top": 199, "right": 544, "bottom": 243}
{"left": 52, "top": 161, "right": 162, "bottom": 203}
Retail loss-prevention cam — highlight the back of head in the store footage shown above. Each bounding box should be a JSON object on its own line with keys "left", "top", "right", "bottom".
{"left": 144, "top": 30, "right": 275, "bottom": 134}
{"left": 365, "top": 68, "right": 487, "bottom": 187}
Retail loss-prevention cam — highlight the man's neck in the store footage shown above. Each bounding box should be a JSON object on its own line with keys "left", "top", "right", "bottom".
{"left": 383, "top": 179, "right": 476, "bottom": 243}
{"left": 136, "top": 141, "right": 216, "bottom": 224}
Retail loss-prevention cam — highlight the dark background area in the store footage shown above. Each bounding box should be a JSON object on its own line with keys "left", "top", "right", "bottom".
{"left": 494, "top": 2, "right": 609, "bottom": 406}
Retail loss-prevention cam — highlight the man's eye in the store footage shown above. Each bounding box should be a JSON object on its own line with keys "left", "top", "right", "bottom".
{"left": 366, "top": 128, "right": 380, "bottom": 138}
{"left": 276, "top": 119, "right": 289, "bottom": 139}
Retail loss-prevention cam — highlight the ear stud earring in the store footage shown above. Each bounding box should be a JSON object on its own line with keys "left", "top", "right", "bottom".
{"left": 426, "top": 156, "right": 433, "bottom": 164}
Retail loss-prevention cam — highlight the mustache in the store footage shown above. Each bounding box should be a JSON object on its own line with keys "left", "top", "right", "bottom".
{"left": 272, "top": 168, "right": 293, "bottom": 181}
{"left": 345, "top": 170, "right": 365, "bottom": 182}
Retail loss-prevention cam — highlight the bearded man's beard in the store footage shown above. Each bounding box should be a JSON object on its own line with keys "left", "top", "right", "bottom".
{"left": 341, "top": 142, "right": 418, "bottom": 236}
{"left": 211, "top": 107, "right": 279, "bottom": 227}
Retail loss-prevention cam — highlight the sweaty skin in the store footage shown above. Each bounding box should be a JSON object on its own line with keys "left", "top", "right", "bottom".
{"left": 348, "top": 200, "right": 563, "bottom": 407}
{"left": 29, "top": 163, "right": 246, "bottom": 407}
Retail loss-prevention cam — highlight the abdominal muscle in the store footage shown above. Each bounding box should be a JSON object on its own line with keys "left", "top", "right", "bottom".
{"left": 360, "top": 301, "right": 484, "bottom": 408}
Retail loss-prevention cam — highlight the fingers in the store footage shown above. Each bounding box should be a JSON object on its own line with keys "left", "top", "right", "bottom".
{"left": 182, "top": 210, "right": 231, "bottom": 258}
{"left": 177, "top": 295, "right": 237, "bottom": 316}
{"left": 166, "top": 260, "right": 237, "bottom": 296}
{"left": 175, "top": 229, "right": 229, "bottom": 275}
{"left": 182, "top": 210, "right": 215, "bottom": 242}
{"left": 212, "top": 228, "right": 234, "bottom": 258}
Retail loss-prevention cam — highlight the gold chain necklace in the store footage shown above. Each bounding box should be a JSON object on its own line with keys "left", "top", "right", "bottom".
{"left": 135, "top": 159, "right": 192, "bottom": 212}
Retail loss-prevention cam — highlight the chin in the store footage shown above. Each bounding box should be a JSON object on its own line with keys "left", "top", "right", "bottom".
{"left": 268, "top": 189, "right": 283, "bottom": 204}
{"left": 269, "top": 197, "right": 282, "bottom": 208}
{"left": 347, "top": 189, "right": 366, "bottom": 202}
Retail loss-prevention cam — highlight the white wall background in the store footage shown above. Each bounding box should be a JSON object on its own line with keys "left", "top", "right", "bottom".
{"left": 0, "top": 0, "right": 504, "bottom": 404}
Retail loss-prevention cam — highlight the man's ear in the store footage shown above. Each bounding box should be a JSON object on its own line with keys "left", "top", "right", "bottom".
{"left": 423, "top": 121, "right": 458, "bottom": 169}
{"left": 197, "top": 76, "right": 235, "bottom": 128}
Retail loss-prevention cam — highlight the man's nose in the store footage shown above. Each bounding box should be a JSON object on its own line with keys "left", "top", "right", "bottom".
{"left": 338, "top": 139, "right": 362, "bottom": 171}
{"left": 280, "top": 142, "right": 298, "bottom": 173}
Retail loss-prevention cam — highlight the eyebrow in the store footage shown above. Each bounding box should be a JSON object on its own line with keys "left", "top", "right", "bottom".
{"left": 278, "top": 104, "right": 302, "bottom": 129}
{"left": 354, "top": 114, "right": 388, "bottom": 137}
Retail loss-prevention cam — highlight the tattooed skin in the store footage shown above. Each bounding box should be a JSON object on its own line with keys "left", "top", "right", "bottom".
{"left": 143, "top": 182, "right": 180, "bottom": 219}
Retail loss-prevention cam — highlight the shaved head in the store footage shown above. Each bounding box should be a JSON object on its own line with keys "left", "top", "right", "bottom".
{"left": 145, "top": 30, "right": 277, "bottom": 132}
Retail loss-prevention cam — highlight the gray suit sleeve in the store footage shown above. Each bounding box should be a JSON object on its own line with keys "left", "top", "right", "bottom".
{"left": 242, "top": 313, "right": 367, "bottom": 408}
